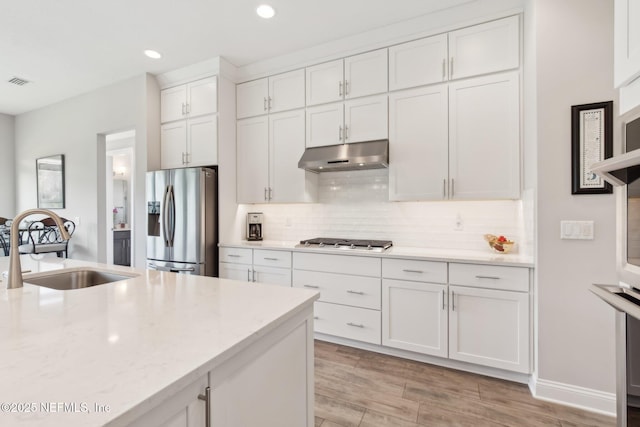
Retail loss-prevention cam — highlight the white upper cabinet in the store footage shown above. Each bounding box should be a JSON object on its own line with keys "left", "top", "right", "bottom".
{"left": 448, "top": 16, "right": 519, "bottom": 80}
{"left": 161, "top": 76, "right": 217, "bottom": 123}
{"left": 237, "top": 70, "right": 306, "bottom": 119}
{"left": 187, "top": 114, "right": 218, "bottom": 167}
{"left": 306, "top": 59, "right": 344, "bottom": 106}
{"left": 343, "top": 49, "right": 388, "bottom": 99}
{"left": 237, "top": 116, "right": 269, "bottom": 203}
{"left": 389, "top": 85, "right": 449, "bottom": 201}
{"left": 615, "top": 0, "right": 640, "bottom": 87}
{"left": 448, "top": 71, "right": 520, "bottom": 200}
{"left": 306, "top": 103, "right": 344, "bottom": 148}
{"left": 343, "top": 94, "right": 388, "bottom": 143}
{"left": 161, "top": 121, "right": 188, "bottom": 170}
{"left": 306, "top": 49, "right": 388, "bottom": 106}
{"left": 389, "top": 34, "right": 448, "bottom": 91}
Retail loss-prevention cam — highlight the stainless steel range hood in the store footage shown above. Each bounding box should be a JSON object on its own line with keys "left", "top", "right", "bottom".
{"left": 298, "top": 140, "right": 389, "bottom": 173}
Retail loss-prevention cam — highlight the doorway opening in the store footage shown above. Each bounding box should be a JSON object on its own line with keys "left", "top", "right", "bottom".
{"left": 105, "top": 130, "right": 135, "bottom": 266}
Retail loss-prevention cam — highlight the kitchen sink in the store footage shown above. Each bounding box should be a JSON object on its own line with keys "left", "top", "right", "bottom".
{"left": 24, "top": 268, "right": 139, "bottom": 290}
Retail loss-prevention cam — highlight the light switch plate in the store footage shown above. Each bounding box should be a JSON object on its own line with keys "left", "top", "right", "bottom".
{"left": 560, "top": 220, "right": 594, "bottom": 240}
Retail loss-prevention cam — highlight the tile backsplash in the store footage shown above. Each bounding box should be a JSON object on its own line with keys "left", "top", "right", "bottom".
{"left": 236, "top": 169, "right": 531, "bottom": 254}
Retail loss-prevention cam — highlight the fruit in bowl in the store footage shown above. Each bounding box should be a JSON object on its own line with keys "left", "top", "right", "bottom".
{"left": 484, "top": 234, "right": 515, "bottom": 254}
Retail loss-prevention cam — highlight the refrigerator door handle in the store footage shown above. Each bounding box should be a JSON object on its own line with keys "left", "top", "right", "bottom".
{"left": 168, "top": 185, "right": 176, "bottom": 248}
{"left": 162, "top": 185, "right": 171, "bottom": 247}
{"left": 148, "top": 263, "right": 170, "bottom": 272}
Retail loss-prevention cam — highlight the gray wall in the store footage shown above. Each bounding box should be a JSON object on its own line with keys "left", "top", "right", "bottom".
{"left": 533, "top": 0, "right": 617, "bottom": 398}
{"left": 0, "top": 113, "right": 15, "bottom": 217}
{"left": 14, "top": 74, "right": 158, "bottom": 265}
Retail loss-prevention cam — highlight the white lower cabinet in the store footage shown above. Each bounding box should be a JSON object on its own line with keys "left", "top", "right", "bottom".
{"left": 219, "top": 247, "right": 292, "bottom": 287}
{"left": 382, "top": 279, "right": 448, "bottom": 357}
{"left": 314, "top": 301, "right": 381, "bottom": 345}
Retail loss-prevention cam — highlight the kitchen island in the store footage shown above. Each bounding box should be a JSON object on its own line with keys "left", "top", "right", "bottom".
{"left": 0, "top": 255, "right": 319, "bottom": 427}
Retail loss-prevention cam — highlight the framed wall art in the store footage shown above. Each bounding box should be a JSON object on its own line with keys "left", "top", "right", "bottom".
{"left": 571, "top": 101, "right": 613, "bottom": 194}
{"left": 36, "top": 154, "right": 65, "bottom": 209}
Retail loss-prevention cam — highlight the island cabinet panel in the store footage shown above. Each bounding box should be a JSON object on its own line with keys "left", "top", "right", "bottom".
{"left": 211, "top": 319, "right": 314, "bottom": 427}
{"left": 448, "top": 285, "right": 530, "bottom": 373}
{"left": 128, "top": 374, "right": 208, "bottom": 427}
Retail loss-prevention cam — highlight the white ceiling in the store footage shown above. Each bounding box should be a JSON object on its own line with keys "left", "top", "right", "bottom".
{"left": 0, "top": 0, "right": 477, "bottom": 116}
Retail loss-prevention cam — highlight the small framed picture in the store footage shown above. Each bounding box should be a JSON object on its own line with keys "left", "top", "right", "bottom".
{"left": 571, "top": 101, "right": 613, "bottom": 194}
{"left": 36, "top": 154, "right": 65, "bottom": 209}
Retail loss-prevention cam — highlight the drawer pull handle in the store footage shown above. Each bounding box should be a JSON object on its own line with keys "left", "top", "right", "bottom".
{"left": 403, "top": 269, "right": 424, "bottom": 274}
{"left": 303, "top": 285, "right": 320, "bottom": 289}
{"left": 475, "top": 275, "right": 501, "bottom": 280}
{"left": 313, "top": 316, "right": 319, "bottom": 320}
{"left": 264, "top": 257, "right": 279, "bottom": 261}
{"left": 227, "top": 254, "right": 241, "bottom": 258}
{"left": 451, "top": 291, "right": 455, "bottom": 311}
{"left": 347, "top": 322, "right": 364, "bottom": 328}
{"left": 347, "top": 290, "right": 364, "bottom": 295}
{"left": 442, "top": 289, "right": 445, "bottom": 310}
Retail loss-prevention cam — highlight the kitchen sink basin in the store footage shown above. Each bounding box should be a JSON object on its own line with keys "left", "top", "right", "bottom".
{"left": 24, "top": 268, "right": 139, "bottom": 290}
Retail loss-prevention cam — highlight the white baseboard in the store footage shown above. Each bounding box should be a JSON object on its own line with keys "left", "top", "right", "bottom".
{"left": 530, "top": 376, "right": 616, "bottom": 416}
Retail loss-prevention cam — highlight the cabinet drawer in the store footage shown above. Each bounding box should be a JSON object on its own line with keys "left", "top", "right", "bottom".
{"left": 219, "top": 247, "right": 252, "bottom": 265}
{"left": 293, "top": 252, "right": 380, "bottom": 277}
{"left": 254, "top": 249, "right": 292, "bottom": 268}
{"left": 294, "top": 270, "right": 380, "bottom": 309}
{"left": 313, "top": 302, "right": 381, "bottom": 345}
{"left": 449, "top": 263, "right": 529, "bottom": 292}
{"left": 254, "top": 266, "right": 291, "bottom": 287}
{"left": 382, "top": 258, "right": 447, "bottom": 283}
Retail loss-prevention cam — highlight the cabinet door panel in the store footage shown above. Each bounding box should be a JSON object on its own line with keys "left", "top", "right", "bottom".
{"left": 448, "top": 15, "right": 519, "bottom": 80}
{"left": 219, "top": 263, "right": 251, "bottom": 281}
{"left": 382, "top": 279, "right": 448, "bottom": 357}
{"left": 449, "top": 286, "right": 529, "bottom": 373}
{"left": 389, "top": 34, "right": 448, "bottom": 90}
{"left": 306, "top": 59, "right": 344, "bottom": 106}
{"left": 187, "top": 114, "right": 217, "bottom": 166}
{"left": 449, "top": 72, "right": 520, "bottom": 200}
{"left": 269, "top": 69, "right": 305, "bottom": 113}
{"left": 188, "top": 76, "right": 217, "bottom": 117}
{"left": 314, "top": 302, "right": 381, "bottom": 345}
{"left": 293, "top": 270, "right": 381, "bottom": 310}
{"left": 254, "top": 266, "right": 292, "bottom": 287}
{"left": 161, "top": 121, "right": 187, "bottom": 170}
{"left": 388, "top": 85, "right": 448, "bottom": 201}
{"left": 344, "top": 48, "right": 388, "bottom": 99}
{"left": 237, "top": 117, "right": 269, "bottom": 203}
{"left": 161, "top": 85, "right": 187, "bottom": 123}
{"left": 237, "top": 78, "right": 269, "bottom": 119}
{"left": 306, "top": 103, "right": 343, "bottom": 148}
{"left": 269, "top": 110, "right": 310, "bottom": 202}
{"left": 344, "top": 95, "right": 388, "bottom": 143}
{"left": 615, "top": 0, "right": 640, "bottom": 87}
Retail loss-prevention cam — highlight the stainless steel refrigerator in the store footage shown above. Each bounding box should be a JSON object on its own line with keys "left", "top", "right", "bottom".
{"left": 146, "top": 167, "right": 217, "bottom": 276}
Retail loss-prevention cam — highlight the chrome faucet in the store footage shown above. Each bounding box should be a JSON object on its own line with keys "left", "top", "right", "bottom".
{"left": 6, "top": 209, "right": 71, "bottom": 289}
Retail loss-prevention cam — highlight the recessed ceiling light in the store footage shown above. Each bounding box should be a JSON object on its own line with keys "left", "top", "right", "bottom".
{"left": 256, "top": 4, "right": 276, "bottom": 19}
{"left": 144, "top": 49, "right": 162, "bottom": 59}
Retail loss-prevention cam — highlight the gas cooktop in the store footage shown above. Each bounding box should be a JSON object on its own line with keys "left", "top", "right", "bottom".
{"left": 297, "top": 237, "right": 393, "bottom": 253}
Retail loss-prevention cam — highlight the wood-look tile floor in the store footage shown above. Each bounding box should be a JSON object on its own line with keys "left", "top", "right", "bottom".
{"left": 313, "top": 340, "right": 616, "bottom": 427}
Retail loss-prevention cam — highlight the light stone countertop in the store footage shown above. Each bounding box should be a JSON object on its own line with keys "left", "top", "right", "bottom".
{"left": 219, "top": 240, "right": 535, "bottom": 268}
{"left": 0, "top": 255, "right": 319, "bottom": 426}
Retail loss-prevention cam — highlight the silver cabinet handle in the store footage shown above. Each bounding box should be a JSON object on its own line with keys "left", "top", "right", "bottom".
{"left": 476, "top": 275, "right": 501, "bottom": 280}
{"left": 339, "top": 81, "right": 343, "bottom": 97}
{"left": 263, "top": 97, "right": 267, "bottom": 111}
{"left": 186, "top": 103, "right": 191, "bottom": 114}
{"left": 268, "top": 96, "right": 272, "bottom": 110}
{"left": 247, "top": 268, "right": 251, "bottom": 282}
{"left": 450, "top": 57, "right": 454, "bottom": 77}
{"left": 451, "top": 291, "right": 455, "bottom": 311}
{"left": 402, "top": 269, "right": 424, "bottom": 274}
{"left": 450, "top": 178, "right": 455, "bottom": 197}
{"left": 252, "top": 269, "right": 256, "bottom": 282}
{"left": 345, "top": 124, "right": 349, "bottom": 140}
{"left": 442, "top": 59, "right": 446, "bottom": 80}
{"left": 264, "top": 257, "right": 279, "bottom": 261}
{"left": 443, "top": 179, "right": 447, "bottom": 198}
{"left": 226, "top": 254, "right": 241, "bottom": 258}
{"left": 313, "top": 316, "right": 319, "bottom": 320}
{"left": 268, "top": 187, "right": 273, "bottom": 200}
{"left": 347, "top": 290, "right": 364, "bottom": 295}
{"left": 345, "top": 80, "right": 350, "bottom": 96}
{"left": 182, "top": 103, "right": 186, "bottom": 115}
{"left": 264, "top": 187, "right": 268, "bottom": 201}
{"left": 347, "top": 322, "right": 364, "bottom": 328}
{"left": 339, "top": 125, "right": 343, "bottom": 141}
{"left": 442, "top": 289, "right": 445, "bottom": 310}
{"left": 197, "top": 386, "right": 211, "bottom": 427}
{"left": 303, "top": 284, "right": 319, "bottom": 289}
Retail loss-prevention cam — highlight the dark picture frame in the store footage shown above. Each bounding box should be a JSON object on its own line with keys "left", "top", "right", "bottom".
{"left": 36, "top": 154, "right": 65, "bottom": 209}
{"left": 571, "top": 101, "right": 613, "bottom": 194}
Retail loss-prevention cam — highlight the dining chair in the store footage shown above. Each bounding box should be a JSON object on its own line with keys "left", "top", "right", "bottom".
{"left": 18, "top": 217, "right": 76, "bottom": 258}
{"left": 0, "top": 217, "right": 9, "bottom": 256}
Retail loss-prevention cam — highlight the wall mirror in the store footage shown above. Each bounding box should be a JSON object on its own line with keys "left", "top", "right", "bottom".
{"left": 36, "top": 154, "right": 65, "bottom": 209}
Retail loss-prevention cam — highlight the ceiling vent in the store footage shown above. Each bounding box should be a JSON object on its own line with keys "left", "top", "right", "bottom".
{"left": 8, "top": 76, "right": 29, "bottom": 86}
